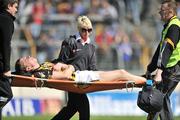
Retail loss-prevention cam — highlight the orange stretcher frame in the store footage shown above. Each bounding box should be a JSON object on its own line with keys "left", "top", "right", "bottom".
{"left": 11, "top": 75, "right": 145, "bottom": 94}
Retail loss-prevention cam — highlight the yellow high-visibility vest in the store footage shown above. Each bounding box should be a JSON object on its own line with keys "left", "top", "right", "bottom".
{"left": 160, "top": 16, "right": 180, "bottom": 68}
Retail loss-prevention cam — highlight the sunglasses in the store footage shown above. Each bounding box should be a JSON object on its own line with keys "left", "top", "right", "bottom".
{"left": 81, "top": 28, "right": 92, "bottom": 33}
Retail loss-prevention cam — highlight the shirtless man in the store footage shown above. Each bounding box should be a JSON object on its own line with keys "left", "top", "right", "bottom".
{"left": 15, "top": 56, "right": 146, "bottom": 84}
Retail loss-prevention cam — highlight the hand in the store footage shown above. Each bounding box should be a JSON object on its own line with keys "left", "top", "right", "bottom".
{"left": 3, "top": 71, "right": 12, "bottom": 83}
{"left": 154, "top": 69, "right": 162, "bottom": 83}
{"left": 68, "top": 65, "right": 75, "bottom": 72}
{"left": 3, "top": 71, "right": 11, "bottom": 77}
{"left": 53, "top": 63, "right": 69, "bottom": 71}
{"left": 154, "top": 75, "right": 162, "bottom": 83}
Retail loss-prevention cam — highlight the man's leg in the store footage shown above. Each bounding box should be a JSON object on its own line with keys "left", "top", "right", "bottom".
{"left": 0, "top": 77, "right": 13, "bottom": 120}
{"left": 147, "top": 113, "right": 159, "bottom": 120}
{"left": 159, "top": 80, "right": 178, "bottom": 120}
{"left": 77, "top": 93, "right": 90, "bottom": 120}
{"left": 51, "top": 92, "right": 77, "bottom": 120}
{"left": 53, "top": 92, "right": 90, "bottom": 120}
{"left": 0, "top": 108, "right": 2, "bottom": 120}
{"left": 0, "top": 77, "right": 13, "bottom": 108}
{"left": 159, "top": 63, "right": 180, "bottom": 120}
{"left": 97, "top": 70, "right": 146, "bottom": 83}
{"left": 146, "top": 79, "right": 178, "bottom": 120}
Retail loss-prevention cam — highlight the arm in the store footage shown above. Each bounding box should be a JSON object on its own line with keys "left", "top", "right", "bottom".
{"left": 51, "top": 63, "right": 75, "bottom": 80}
{"left": 52, "top": 40, "right": 71, "bottom": 63}
{"left": 154, "top": 69, "right": 162, "bottom": 82}
{"left": 147, "top": 25, "right": 179, "bottom": 78}
{"left": 53, "top": 62, "right": 71, "bottom": 71}
{"left": 52, "top": 36, "right": 76, "bottom": 63}
{"left": 88, "top": 45, "right": 97, "bottom": 70}
{"left": 147, "top": 45, "right": 160, "bottom": 73}
{"left": 2, "top": 17, "right": 14, "bottom": 73}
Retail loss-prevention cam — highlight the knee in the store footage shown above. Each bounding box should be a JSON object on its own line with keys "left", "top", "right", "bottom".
{"left": 0, "top": 96, "right": 12, "bottom": 108}
{"left": 0, "top": 101, "right": 7, "bottom": 109}
{"left": 118, "top": 69, "right": 128, "bottom": 74}
{"left": 0, "top": 93, "right": 13, "bottom": 108}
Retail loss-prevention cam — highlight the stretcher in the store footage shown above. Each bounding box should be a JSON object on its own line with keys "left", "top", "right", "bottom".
{"left": 11, "top": 75, "right": 145, "bottom": 94}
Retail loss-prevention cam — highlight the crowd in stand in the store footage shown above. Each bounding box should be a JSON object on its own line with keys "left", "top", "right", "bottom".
{"left": 13, "top": 0, "right": 165, "bottom": 72}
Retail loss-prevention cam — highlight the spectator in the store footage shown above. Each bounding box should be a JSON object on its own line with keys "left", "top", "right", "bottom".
{"left": 30, "top": 0, "right": 46, "bottom": 40}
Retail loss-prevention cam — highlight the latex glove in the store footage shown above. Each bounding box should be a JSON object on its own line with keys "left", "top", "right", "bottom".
{"left": 154, "top": 69, "right": 162, "bottom": 83}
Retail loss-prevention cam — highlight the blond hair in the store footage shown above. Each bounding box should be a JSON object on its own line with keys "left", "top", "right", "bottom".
{"left": 77, "top": 16, "right": 92, "bottom": 30}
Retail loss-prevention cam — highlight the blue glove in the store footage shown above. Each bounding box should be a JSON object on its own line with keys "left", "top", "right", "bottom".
{"left": 146, "top": 79, "right": 153, "bottom": 86}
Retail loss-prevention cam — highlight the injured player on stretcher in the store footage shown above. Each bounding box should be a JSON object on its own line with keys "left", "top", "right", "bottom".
{"left": 14, "top": 56, "right": 146, "bottom": 84}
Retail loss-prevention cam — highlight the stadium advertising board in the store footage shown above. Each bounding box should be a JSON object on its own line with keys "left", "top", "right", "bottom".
{"left": 88, "top": 91, "right": 180, "bottom": 116}
{"left": 2, "top": 92, "right": 180, "bottom": 116}
{"left": 2, "top": 98, "right": 62, "bottom": 116}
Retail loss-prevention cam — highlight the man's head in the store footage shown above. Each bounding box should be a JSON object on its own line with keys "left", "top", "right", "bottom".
{"left": 77, "top": 16, "right": 93, "bottom": 41}
{"left": 0, "top": 0, "right": 18, "bottom": 16}
{"left": 159, "top": 0, "right": 177, "bottom": 22}
{"left": 15, "top": 56, "right": 40, "bottom": 74}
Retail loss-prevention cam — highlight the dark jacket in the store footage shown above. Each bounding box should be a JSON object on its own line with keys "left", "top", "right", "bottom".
{"left": 54, "top": 35, "right": 97, "bottom": 71}
{"left": 0, "top": 10, "right": 15, "bottom": 73}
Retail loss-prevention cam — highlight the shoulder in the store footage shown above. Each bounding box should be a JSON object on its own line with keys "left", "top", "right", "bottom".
{"left": 0, "top": 13, "right": 13, "bottom": 22}
{"left": 169, "top": 24, "right": 180, "bottom": 30}
{"left": 69, "top": 35, "right": 76, "bottom": 39}
{"left": 66, "top": 35, "right": 76, "bottom": 41}
{"left": 62, "top": 35, "right": 76, "bottom": 43}
{"left": 0, "top": 14, "right": 13, "bottom": 27}
{"left": 88, "top": 43, "right": 96, "bottom": 47}
{"left": 167, "top": 24, "right": 180, "bottom": 35}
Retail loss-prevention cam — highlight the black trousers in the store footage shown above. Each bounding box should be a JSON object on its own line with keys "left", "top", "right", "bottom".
{"left": 0, "top": 109, "right": 1, "bottom": 120}
{"left": 147, "top": 64, "right": 180, "bottom": 120}
{"left": 51, "top": 92, "right": 90, "bottom": 120}
{"left": 0, "top": 76, "right": 13, "bottom": 109}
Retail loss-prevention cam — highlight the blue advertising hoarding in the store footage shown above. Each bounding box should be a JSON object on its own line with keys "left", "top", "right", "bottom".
{"left": 2, "top": 98, "right": 62, "bottom": 116}
{"left": 87, "top": 91, "right": 180, "bottom": 116}
{"left": 2, "top": 91, "right": 180, "bottom": 116}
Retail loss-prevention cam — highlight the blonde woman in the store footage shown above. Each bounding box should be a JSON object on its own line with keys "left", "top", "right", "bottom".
{"left": 51, "top": 16, "right": 96, "bottom": 120}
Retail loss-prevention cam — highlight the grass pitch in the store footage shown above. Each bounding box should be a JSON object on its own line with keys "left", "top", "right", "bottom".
{"left": 2, "top": 115, "right": 180, "bottom": 120}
